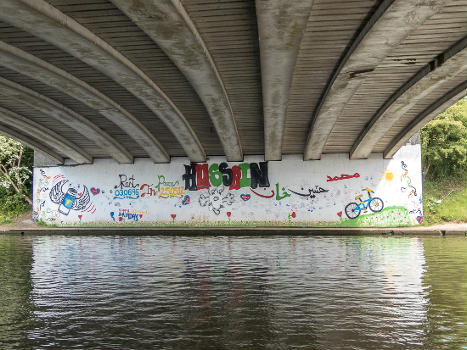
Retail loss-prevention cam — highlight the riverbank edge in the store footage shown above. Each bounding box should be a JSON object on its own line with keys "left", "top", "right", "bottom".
{"left": 2, "top": 212, "right": 466, "bottom": 236}
{"left": 2, "top": 225, "right": 466, "bottom": 236}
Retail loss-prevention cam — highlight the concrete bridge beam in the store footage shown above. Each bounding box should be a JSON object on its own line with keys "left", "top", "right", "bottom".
{"left": 0, "top": 106, "right": 92, "bottom": 164}
{"left": 0, "top": 41, "right": 169, "bottom": 163}
{"left": 0, "top": 77, "right": 133, "bottom": 163}
{"left": 0, "top": 0, "right": 206, "bottom": 162}
{"left": 351, "top": 38, "right": 467, "bottom": 159}
{"left": 0, "top": 124, "right": 64, "bottom": 164}
{"left": 111, "top": 0, "right": 243, "bottom": 162}
{"left": 384, "top": 82, "right": 467, "bottom": 159}
{"left": 256, "top": 0, "right": 313, "bottom": 161}
{"left": 304, "top": 0, "right": 446, "bottom": 160}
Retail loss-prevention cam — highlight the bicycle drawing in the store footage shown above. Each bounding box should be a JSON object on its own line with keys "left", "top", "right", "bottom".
{"left": 344, "top": 187, "right": 384, "bottom": 219}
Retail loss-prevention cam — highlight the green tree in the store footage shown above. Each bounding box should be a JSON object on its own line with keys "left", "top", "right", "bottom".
{"left": 421, "top": 98, "right": 467, "bottom": 179}
{"left": 0, "top": 136, "right": 33, "bottom": 205}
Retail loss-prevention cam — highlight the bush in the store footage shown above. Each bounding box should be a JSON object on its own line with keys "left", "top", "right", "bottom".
{"left": 0, "top": 137, "right": 33, "bottom": 223}
{"left": 421, "top": 98, "right": 467, "bottom": 179}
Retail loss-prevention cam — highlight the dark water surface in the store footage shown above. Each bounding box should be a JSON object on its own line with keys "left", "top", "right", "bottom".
{"left": 0, "top": 235, "right": 466, "bottom": 350}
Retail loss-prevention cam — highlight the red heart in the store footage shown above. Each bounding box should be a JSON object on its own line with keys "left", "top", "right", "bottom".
{"left": 90, "top": 187, "right": 100, "bottom": 195}
{"left": 337, "top": 211, "right": 342, "bottom": 217}
{"left": 78, "top": 215, "right": 82, "bottom": 220}
{"left": 171, "top": 214, "right": 176, "bottom": 219}
{"left": 139, "top": 214, "right": 143, "bottom": 219}
{"left": 227, "top": 212, "right": 231, "bottom": 217}
{"left": 291, "top": 212, "right": 296, "bottom": 218}
{"left": 416, "top": 216, "right": 423, "bottom": 224}
{"left": 240, "top": 194, "right": 251, "bottom": 201}
{"left": 118, "top": 217, "right": 123, "bottom": 222}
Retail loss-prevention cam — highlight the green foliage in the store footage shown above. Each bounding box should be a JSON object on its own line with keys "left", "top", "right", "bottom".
{"left": 0, "top": 191, "right": 31, "bottom": 224}
{"left": 0, "top": 136, "right": 33, "bottom": 223}
{"left": 423, "top": 177, "right": 467, "bottom": 224}
{"left": 421, "top": 98, "right": 467, "bottom": 179}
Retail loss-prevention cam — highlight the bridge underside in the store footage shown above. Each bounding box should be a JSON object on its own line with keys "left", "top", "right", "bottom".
{"left": 0, "top": 0, "right": 466, "bottom": 164}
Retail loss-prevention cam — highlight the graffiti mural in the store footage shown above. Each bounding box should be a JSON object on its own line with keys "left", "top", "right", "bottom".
{"left": 49, "top": 180, "right": 90, "bottom": 215}
{"left": 33, "top": 144, "right": 423, "bottom": 227}
{"left": 344, "top": 187, "right": 384, "bottom": 219}
{"left": 199, "top": 187, "right": 234, "bottom": 215}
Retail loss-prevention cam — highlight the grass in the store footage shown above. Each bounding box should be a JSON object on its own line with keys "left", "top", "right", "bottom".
{"left": 45, "top": 206, "right": 410, "bottom": 228}
{"left": 0, "top": 194, "right": 31, "bottom": 225}
{"left": 423, "top": 176, "right": 467, "bottom": 225}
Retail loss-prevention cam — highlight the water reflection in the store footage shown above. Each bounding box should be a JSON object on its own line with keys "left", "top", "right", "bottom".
{"left": 0, "top": 235, "right": 465, "bottom": 350}
{"left": 422, "top": 238, "right": 467, "bottom": 349}
{"left": 0, "top": 236, "right": 35, "bottom": 350}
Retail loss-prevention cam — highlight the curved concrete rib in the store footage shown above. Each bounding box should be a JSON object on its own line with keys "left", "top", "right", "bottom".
{"left": 256, "top": 0, "right": 314, "bottom": 161}
{"left": 0, "top": 124, "right": 64, "bottom": 164}
{"left": 384, "top": 82, "right": 467, "bottom": 159}
{"left": 351, "top": 38, "right": 467, "bottom": 159}
{"left": 0, "top": 0, "right": 205, "bottom": 162}
{"left": 0, "top": 41, "right": 169, "bottom": 163}
{"left": 304, "top": 0, "right": 445, "bottom": 160}
{"left": 0, "top": 106, "right": 92, "bottom": 164}
{"left": 111, "top": 0, "right": 242, "bottom": 161}
{"left": 0, "top": 76, "right": 133, "bottom": 164}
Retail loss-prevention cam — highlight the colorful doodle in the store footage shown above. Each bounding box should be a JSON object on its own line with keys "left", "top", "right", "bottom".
{"left": 49, "top": 180, "right": 90, "bottom": 215}
{"left": 275, "top": 184, "right": 290, "bottom": 200}
{"left": 344, "top": 187, "right": 384, "bottom": 219}
{"left": 118, "top": 208, "right": 141, "bottom": 222}
{"left": 156, "top": 175, "right": 186, "bottom": 198}
{"left": 240, "top": 194, "right": 251, "bottom": 201}
{"left": 113, "top": 174, "right": 140, "bottom": 199}
{"left": 250, "top": 187, "right": 274, "bottom": 198}
{"left": 400, "top": 161, "right": 418, "bottom": 197}
{"left": 90, "top": 187, "right": 100, "bottom": 195}
{"left": 199, "top": 186, "right": 234, "bottom": 215}
{"left": 140, "top": 183, "right": 157, "bottom": 197}
{"left": 182, "top": 195, "right": 190, "bottom": 205}
{"left": 111, "top": 208, "right": 146, "bottom": 222}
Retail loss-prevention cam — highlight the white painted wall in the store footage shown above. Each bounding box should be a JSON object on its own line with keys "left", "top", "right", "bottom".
{"left": 33, "top": 145, "right": 423, "bottom": 227}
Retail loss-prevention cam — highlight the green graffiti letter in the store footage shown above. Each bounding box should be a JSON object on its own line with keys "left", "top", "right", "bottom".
{"left": 239, "top": 163, "right": 251, "bottom": 188}
{"left": 209, "top": 163, "right": 223, "bottom": 187}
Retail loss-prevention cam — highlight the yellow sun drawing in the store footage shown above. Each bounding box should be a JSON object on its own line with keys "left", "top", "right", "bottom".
{"left": 385, "top": 171, "right": 394, "bottom": 181}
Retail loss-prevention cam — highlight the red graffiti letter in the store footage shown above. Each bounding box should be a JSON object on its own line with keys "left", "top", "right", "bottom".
{"left": 230, "top": 165, "right": 242, "bottom": 190}
{"left": 195, "top": 164, "right": 210, "bottom": 190}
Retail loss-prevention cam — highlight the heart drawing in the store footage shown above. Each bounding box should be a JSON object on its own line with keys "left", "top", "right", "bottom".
{"left": 337, "top": 211, "right": 343, "bottom": 217}
{"left": 182, "top": 195, "right": 190, "bottom": 205}
{"left": 90, "top": 187, "right": 100, "bottom": 195}
{"left": 78, "top": 215, "right": 82, "bottom": 220}
{"left": 227, "top": 212, "right": 231, "bottom": 217}
{"left": 416, "top": 216, "right": 423, "bottom": 224}
{"left": 240, "top": 194, "right": 251, "bottom": 201}
{"left": 171, "top": 214, "right": 176, "bottom": 220}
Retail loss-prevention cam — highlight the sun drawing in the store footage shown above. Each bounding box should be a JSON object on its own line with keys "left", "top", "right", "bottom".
{"left": 385, "top": 171, "right": 394, "bottom": 181}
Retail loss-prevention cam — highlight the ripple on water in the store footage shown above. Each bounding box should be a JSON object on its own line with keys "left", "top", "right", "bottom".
{"left": 0, "top": 235, "right": 466, "bottom": 350}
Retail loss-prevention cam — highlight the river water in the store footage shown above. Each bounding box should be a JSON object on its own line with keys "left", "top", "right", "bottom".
{"left": 0, "top": 235, "right": 466, "bottom": 350}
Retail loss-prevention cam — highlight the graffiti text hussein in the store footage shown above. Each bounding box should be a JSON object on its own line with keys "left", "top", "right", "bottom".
{"left": 183, "top": 162, "right": 270, "bottom": 191}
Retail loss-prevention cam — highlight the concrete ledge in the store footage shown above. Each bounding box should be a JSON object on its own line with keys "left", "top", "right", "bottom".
{"left": 3, "top": 226, "right": 466, "bottom": 236}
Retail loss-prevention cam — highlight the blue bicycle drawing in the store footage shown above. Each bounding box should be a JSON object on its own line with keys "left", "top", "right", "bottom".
{"left": 345, "top": 187, "right": 384, "bottom": 219}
